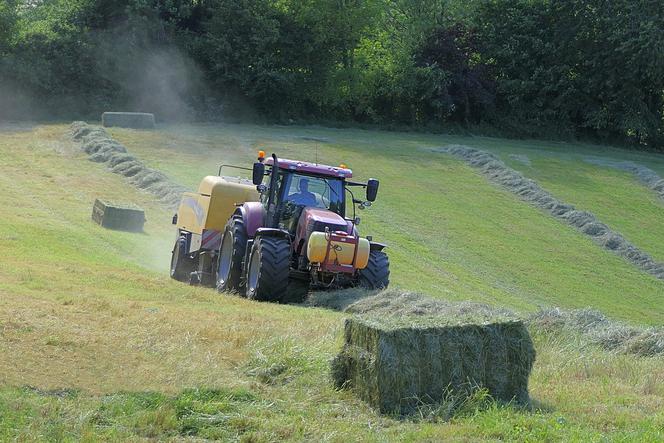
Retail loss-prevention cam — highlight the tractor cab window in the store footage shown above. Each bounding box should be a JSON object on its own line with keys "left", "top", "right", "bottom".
{"left": 282, "top": 173, "right": 344, "bottom": 215}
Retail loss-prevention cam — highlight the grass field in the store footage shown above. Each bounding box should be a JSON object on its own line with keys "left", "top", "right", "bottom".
{"left": 0, "top": 123, "right": 663, "bottom": 441}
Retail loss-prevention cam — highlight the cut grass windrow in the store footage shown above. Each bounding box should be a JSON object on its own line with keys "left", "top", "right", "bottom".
{"left": 70, "top": 121, "right": 188, "bottom": 208}
{"left": 435, "top": 145, "right": 664, "bottom": 281}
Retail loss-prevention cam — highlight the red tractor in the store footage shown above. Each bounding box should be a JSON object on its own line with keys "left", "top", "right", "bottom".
{"left": 171, "top": 152, "right": 389, "bottom": 302}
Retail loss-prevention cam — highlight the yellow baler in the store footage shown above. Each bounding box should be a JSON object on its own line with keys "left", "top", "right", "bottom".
{"left": 171, "top": 175, "right": 259, "bottom": 283}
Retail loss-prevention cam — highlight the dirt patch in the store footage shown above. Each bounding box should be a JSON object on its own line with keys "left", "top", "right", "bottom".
{"left": 432, "top": 145, "right": 664, "bottom": 281}
{"left": 69, "top": 122, "right": 188, "bottom": 208}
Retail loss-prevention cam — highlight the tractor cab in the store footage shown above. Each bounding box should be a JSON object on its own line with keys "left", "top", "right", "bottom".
{"left": 254, "top": 154, "right": 352, "bottom": 233}
{"left": 269, "top": 168, "right": 346, "bottom": 235}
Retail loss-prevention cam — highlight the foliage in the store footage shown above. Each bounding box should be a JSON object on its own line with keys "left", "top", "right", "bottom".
{"left": 0, "top": 0, "right": 662, "bottom": 148}
{"left": 475, "top": 0, "right": 664, "bottom": 146}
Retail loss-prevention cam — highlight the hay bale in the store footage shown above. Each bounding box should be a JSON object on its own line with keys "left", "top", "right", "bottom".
{"left": 331, "top": 293, "right": 535, "bottom": 415}
{"left": 102, "top": 112, "right": 155, "bottom": 129}
{"left": 91, "top": 199, "right": 145, "bottom": 232}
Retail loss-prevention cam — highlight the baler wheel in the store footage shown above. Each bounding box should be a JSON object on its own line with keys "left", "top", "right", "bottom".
{"left": 170, "top": 235, "right": 194, "bottom": 282}
{"left": 245, "top": 236, "right": 290, "bottom": 302}
{"left": 358, "top": 250, "right": 390, "bottom": 289}
{"left": 216, "top": 216, "right": 248, "bottom": 292}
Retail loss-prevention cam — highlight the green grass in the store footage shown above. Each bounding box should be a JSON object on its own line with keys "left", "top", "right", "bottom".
{"left": 0, "top": 123, "right": 663, "bottom": 441}
{"left": 507, "top": 157, "right": 664, "bottom": 263}
{"left": 111, "top": 123, "right": 664, "bottom": 324}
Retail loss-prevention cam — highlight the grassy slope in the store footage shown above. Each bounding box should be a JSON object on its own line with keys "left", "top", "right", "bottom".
{"left": 0, "top": 124, "right": 662, "bottom": 441}
{"left": 112, "top": 123, "right": 664, "bottom": 324}
{"left": 503, "top": 155, "right": 664, "bottom": 264}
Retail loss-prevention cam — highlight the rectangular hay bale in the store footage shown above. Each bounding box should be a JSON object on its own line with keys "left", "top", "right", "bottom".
{"left": 92, "top": 199, "right": 145, "bottom": 232}
{"left": 332, "top": 315, "right": 535, "bottom": 415}
{"left": 102, "top": 112, "right": 155, "bottom": 129}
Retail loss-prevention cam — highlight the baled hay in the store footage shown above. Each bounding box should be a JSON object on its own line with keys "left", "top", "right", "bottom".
{"left": 102, "top": 112, "right": 155, "bottom": 129}
{"left": 331, "top": 290, "right": 535, "bottom": 415}
{"left": 91, "top": 199, "right": 145, "bottom": 232}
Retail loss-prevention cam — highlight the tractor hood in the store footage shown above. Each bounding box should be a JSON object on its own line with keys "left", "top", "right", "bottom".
{"left": 295, "top": 207, "right": 350, "bottom": 252}
{"left": 302, "top": 207, "right": 347, "bottom": 229}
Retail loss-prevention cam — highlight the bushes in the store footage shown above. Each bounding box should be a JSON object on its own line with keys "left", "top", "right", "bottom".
{"left": 475, "top": 0, "right": 664, "bottom": 147}
{"left": 0, "top": 0, "right": 662, "bottom": 149}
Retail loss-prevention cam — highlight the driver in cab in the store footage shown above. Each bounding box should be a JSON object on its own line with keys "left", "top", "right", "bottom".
{"left": 287, "top": 178, "right": 317, "bottom": 207}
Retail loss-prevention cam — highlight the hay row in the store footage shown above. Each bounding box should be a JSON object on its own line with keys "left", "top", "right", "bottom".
{"left": 529, "top": 308, "right": 664, "bottom": 357}
{"left": 583, "top": 157, "right": 664, "bottom": 202}
{"left": 69, "top": 121, "right": 188, "bottom": 208}
{"left": 434, "top": 145, "right": 664, "bottom": 281}
{"left": 310, "top": 288, "right": 664, "bottom": 358}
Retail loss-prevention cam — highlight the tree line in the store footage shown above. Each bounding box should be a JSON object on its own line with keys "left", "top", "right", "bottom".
{"left": 1, "top": 0, "right": 662, "bottom": 149}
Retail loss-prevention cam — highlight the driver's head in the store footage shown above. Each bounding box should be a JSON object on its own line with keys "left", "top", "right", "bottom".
{"left": 298, "top": 179, "right": 309, "bottom": 193}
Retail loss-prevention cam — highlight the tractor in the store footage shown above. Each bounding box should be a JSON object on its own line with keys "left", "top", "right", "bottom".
{"left": 170, "top": 151, "right": 389, "bottom": 302}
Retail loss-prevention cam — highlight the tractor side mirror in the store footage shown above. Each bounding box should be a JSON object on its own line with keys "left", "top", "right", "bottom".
{"left": 366, "top": 178, "right": 379, "bottom": 202}
{"left": 252, "top": 162, "right": 265, "bottom": 185}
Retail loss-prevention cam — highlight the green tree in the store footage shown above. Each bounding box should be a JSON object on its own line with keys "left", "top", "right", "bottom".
{"left": 476, "top": 0, "right": 664, "bottom": 146}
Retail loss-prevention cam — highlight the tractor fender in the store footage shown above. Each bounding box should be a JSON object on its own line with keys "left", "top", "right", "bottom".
{"left": 254, "top": 227, "right": 291, "bottom": 239}
{"left": 369, "top": 241, "right": 387, "bottom": 251}
{"left": 238, "top": 202, "right": 266, "bottom": 237}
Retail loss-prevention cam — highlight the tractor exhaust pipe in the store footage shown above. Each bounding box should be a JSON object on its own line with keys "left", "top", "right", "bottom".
{"left": 267, "top": 153, "right": 280, "bottom": 228}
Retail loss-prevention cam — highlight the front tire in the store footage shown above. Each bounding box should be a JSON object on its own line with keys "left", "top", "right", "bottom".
{"left": 358, "top": 250, "right": 390, "bottom": 289}
{"left": 216, "top": 216, "right": 248, "bottom": 292}
{"left": 245, "top": 236, "right": 290, "bottom": 302}
{"left": 170, "top": 235, "right": 193, "bottom": 282}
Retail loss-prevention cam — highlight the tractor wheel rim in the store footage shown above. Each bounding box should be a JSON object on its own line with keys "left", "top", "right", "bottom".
{"left": 218, "top": 232, "right": 233, "bottom": 286}
{"left": 247, "top": 248, "right": 260, "bottom": 294}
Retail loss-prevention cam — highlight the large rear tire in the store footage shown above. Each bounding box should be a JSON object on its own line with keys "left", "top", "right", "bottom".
{"left": 216, "top": 216, "right": 247, "bottom": 292}
{"left": 170, "top": 235, "right": 193, "bottom": 282}
{"left": 358, "top": 250, "right": 390, "bottom": 289}
{"left": 245, "top": 236, "right": 290, "bottom": 302}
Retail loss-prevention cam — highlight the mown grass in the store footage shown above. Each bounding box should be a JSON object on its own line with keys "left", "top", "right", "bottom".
{"left": 112, "top": 122, "right": 664, "bottom": 324}
{"left": 0, "top": 123, "right": 663, "bottom": 441}
{"left": 508, "top": 157, "right": 664, "bottom": 263}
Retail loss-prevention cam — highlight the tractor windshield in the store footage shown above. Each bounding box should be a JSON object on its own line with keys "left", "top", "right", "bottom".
{"left": 283, "top": 173, "right": 344, "bottom": 215}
